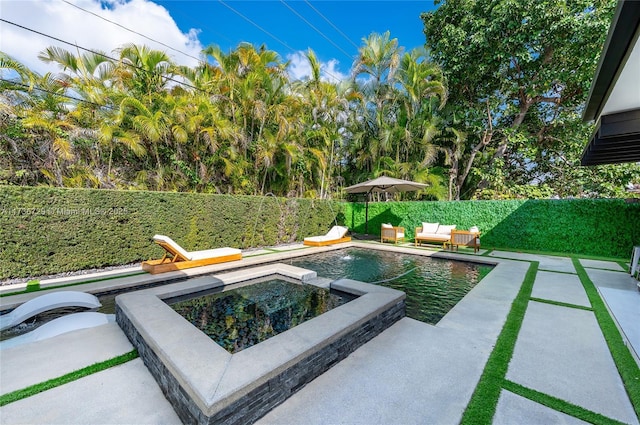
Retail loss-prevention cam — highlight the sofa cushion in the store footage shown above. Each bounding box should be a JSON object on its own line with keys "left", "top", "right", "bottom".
{"left": 416, "top": 233, "right": 449, "bottom": 241}
{"left": 381, "top": 223, "right": 393, "bottom": 229}
{"left": 436, "top": 225, "right": 456, "bottom": 235}
{"left": 421, "top": 222, "right": 439, "bottom": 233}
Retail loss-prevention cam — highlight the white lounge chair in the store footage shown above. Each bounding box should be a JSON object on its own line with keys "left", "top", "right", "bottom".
{"left": 0, "top": 291, "right": 101, "bottom": 331}
{"left": 0, "top": 312, "right": 113, "bottom": 350}
{"left": 141, "top": 234, "right": 242, "bottom": 274}
{"left": 303, "top": 226, "right": 351, "bottom": 247}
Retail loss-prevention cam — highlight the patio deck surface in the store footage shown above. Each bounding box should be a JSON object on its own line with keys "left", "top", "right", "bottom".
{"left": 0, "top": 244, "right": 638, "bottom": 424}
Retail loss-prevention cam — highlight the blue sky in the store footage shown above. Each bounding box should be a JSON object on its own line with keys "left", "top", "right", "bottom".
{"left": 155, "top": 1, "right": 438, "bottom": 75}
{"left": 1, "top": 0, "right": 437, "bottom": 80}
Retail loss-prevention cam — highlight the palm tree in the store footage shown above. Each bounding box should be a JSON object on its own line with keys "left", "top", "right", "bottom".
{"left": 113, "top": 44, "right": 175, "bottom": 96}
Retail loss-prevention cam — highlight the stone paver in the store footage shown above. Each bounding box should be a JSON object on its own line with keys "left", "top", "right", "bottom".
{"left": 506, "top": 301, "right": 638, "bottom": 424}
{"left": 489, "top": 251, "right": 576, "bottom": 273}
{"left": 493, "top": 390, "right": 590, "bottom": 425}
{"left": 580, "top": 259, "right": 626, "bottom": 272}
{"left": 259, "top": 318, "right": 493, "bottom": 425}
{"left": 586, "top": 268, "right": 640, "bottom": 362}
{"left": 599, "top": 286, "right": 640, "bottom": 361}
{"left": 0, "top": 323, "right": 132, "bottom": 396}
{"left": 0, "top": 359, "right": 181, "bottom": 424}
{"left": 530, "top": 271, "right": 590, "bottom": 307}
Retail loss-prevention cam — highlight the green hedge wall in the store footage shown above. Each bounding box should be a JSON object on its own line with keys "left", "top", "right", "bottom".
{"left": 0, "top": 186, "right": 343, "bottom": 279}
{"left": 3, "top": 186, "right": 638, "bottom": 279}
{"left": 343, "top": 199, "right": 640, "bottom": 259}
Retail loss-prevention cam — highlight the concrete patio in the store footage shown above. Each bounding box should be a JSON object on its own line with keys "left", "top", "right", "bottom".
{"left": 0, "top": 243, "right": 638, "bottom": 424}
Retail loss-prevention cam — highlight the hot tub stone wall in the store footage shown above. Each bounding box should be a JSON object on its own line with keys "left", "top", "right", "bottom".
{"left": 117, "top": 299, "right": 405, "bottom": 425}
{"left": 116, "top": 303, "right": 206, "bottom": 424}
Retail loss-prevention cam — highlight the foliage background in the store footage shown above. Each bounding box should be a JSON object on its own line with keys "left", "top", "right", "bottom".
{"left": 2, "top": 186, "right": 638, "bottom": 279}
{"left": 3, "top": 1, "right": 637, "bottom": 201}
{"left": 344, "top": 198, "right": 639, "bottom": 258}
{"left": 0, "top": 186, "right": 342, "bottom": 279}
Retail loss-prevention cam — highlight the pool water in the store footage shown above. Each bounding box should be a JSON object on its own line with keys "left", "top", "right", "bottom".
{"left": 167, "top": 278, "right": 354, "bottom": 353}
{"left": 288, "top": 248, "right": 493, "bottom": 324}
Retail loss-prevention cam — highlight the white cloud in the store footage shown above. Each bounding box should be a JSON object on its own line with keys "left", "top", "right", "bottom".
{"left": 0, "top": 0, "right": 204, "bottom": 76}
{"left": 286, "top": 51, "right": 348, "bottom": 84}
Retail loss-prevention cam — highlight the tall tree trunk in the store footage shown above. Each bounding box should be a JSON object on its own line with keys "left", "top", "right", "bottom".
{"left": 456, "top": 101, "right": 494, "bottom": 199}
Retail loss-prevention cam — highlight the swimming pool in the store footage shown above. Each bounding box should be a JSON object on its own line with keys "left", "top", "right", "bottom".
{"left": 287, "top": 248, "right": 494, "bottom": 324}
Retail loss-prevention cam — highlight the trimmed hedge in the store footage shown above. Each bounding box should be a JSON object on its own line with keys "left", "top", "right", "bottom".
{"left": 2, "top": 186, "right": 638, "bottom": 279}
{"left": 343, "top": 199, "right": 639, "bottom": 259}
{"left": 0, "top": 186, "right": 342, "bottom": 279}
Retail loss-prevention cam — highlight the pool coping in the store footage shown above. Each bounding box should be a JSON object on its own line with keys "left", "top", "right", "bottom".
{"left": 115, "top": 263, "right": 406, "bottom": 424}
{"left": 0, "top": 242, "right": 497, "bottom": 312}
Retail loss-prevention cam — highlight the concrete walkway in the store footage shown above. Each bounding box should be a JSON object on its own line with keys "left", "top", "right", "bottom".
{"left": 1, "top": 246, "right": 638, "bottom": 424}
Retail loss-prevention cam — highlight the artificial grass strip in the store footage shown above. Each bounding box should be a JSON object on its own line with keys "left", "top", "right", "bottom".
{"left": 537, "top": 269, "right": 577, "bottom": 275}
{"left": 0, "top": 350, "right": 138, "bottom": 406}
{"left": 572, "top": 258, "right": 640, "bottom": 419}
{"left": 503, "top": 380, "right": 627, "bottom": 425}
{"left": 0, "top": 272, "right": 147, "bottom": 298}
{"left": 529, "top": 297, "right": 593, "bottom": 311}
{"left": 616, "top": 261, "right": 629, "bottom": 272}
{"left": 459, "top": 261, "right": 539, "bottom": 425}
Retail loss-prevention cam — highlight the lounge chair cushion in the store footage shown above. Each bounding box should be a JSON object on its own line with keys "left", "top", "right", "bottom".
{"left": 153, "top": 235, "right": 241, "bottom": 261}
{"left": 153, "top": 234, "right": 191, "bottom": 260}
{"left": 325, "top": 226, "right": 348, "bottom": 239}
{"left": 381, "top": 223, "right": 393, "bottom": 229}
{"left": 304, "top": 226, "right": 349, "bottom": 243}
{"left": 189, "top": 247, "right": 242, "bottom": 261}
{"left": 436, "top": 225, "right": 456, "bottom": 235}
{"left": 421, "top": 222, "right": 439, "bottom": 233}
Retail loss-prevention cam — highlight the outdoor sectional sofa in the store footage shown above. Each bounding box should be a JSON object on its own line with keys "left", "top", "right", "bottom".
{"left": 414, "top": 222, "right": 456, "bottom": 248}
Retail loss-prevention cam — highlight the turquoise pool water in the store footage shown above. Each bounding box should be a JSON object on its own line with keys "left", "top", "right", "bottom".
{"left": 288, "top": 248, "right": 493, "bottom": 324}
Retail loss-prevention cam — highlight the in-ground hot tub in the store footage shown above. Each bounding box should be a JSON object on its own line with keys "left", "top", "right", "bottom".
{"left": 167, "top": 276, "right": 357, "bottom": 354}
{"left": 116, "top": 264, "right": 405, "bottom": 425}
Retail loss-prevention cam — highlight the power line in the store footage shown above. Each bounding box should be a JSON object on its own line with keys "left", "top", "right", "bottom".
{"left": 218, "top": 0, "right": 296, "bottom": 52}
{"left": 60, "top": 0, "right": 203, "bottom": 63}
{"left": 0, "top": 18, "right": 206, "bottom": 94}
{"left": 214, "top": 1, "right": 345, "bottom": 82}
{"left": 303, "top": 0, "right": 360, "bottom": 50}
{"left": 279, "top": 0, "right": 353, "bottom": 61}
{"left": 0, "top": 77, "right": 116, "bottom": 110}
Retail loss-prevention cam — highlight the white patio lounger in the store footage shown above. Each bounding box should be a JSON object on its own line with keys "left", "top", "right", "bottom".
{"left": 0, "top": 291, "right": 101, "bottom": 331}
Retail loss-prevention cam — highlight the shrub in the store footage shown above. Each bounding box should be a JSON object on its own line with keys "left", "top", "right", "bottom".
{"left": 0, "top": 186, "right": 342, "bottom": 279}
{"left": 343, "top": 199, "right": 639, "bottom": 258}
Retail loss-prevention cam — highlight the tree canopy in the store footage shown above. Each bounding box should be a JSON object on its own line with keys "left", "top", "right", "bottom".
{"left": 421, "top": 0, "right": 639, "bottom": 199}
{"left": 1, "top": 2, "right": 638, "bottom": 199}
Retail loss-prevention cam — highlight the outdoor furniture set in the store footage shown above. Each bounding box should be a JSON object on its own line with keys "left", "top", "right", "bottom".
{"left": 142, "top": 222, "right": 478, "bottom": 275}
{"left": 381, "top": 222, "right": 481, "bottom": 253}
